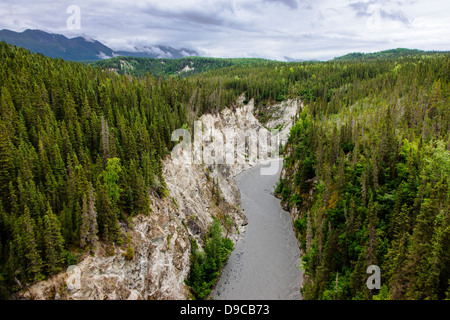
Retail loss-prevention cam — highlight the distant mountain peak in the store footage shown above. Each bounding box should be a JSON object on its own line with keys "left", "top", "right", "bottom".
{"left": 332, "top": 48, "right": 440, "bottom": 61}
{"left": 0, "top": 29, "right": 198, "bottom": 61}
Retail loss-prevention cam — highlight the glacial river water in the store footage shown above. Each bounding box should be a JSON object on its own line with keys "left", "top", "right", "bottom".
{"left": 213, "top": 159, "right": 303, "bottom": 300}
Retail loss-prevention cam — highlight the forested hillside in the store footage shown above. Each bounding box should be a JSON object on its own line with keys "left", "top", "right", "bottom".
{"left": 0, "top": 41, "right": 300, "bottom": 298}
{"left": 277, "top": 54, "right": 450, "bottom": 299}
{"left": 333, "top": 48, "right": 446, "bottom": 61}
{"left": 0, "top": 42, "right": 247, "bottom": 297}
{"left": 0, "top": 40, "right": 448, "bottom": 299}
{"left": 91, "top": 56, "right": 270, "bottom": 78}
{"left": 0, "top": 29, "right": 116, "bottom": 62}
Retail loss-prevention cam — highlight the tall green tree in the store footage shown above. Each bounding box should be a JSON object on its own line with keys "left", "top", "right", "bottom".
{"left": 42, "top": 203, "right": 65, "bottom": 274}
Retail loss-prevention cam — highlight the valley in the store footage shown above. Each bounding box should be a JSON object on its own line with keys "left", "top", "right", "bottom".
{"left": 0, "top": 40, "right": 448, "bottom": 301}
{"left": 213, "top": 159, "right": 302, "bottom": 300}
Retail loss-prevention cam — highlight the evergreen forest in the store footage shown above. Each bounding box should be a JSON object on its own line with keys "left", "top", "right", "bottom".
{"left": 0, "top": 42, "right": 448, "bottom": 299}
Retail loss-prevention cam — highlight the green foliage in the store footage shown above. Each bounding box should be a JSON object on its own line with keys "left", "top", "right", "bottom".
{"left": 0, "top": 41, "right": 449, "bottom": 300}
{"left": 334, "top": 48, "right": 447, "bottom": 61}
{"left": 0, "top": 42, "right": 250, "bottom": 293}
{"left": 281, "top": 186, "right": 291, "bottom": 201}
{"left": 294, "top": 216, "right": 307, "bottom": 233}
{"left": 186, "top": 219, "right": 234, "bottom": 300}
{"left": 280, "top": 52, "right": 450, "bottom": 300}
{"left": 274, "top": 179, "right": 284, "bottom": 194}
{"left": 123, "top": 233, "right": 134, "bottom": 261}
{"left": 42, "top": 204, "right": 65, "bottom": 274}
{"left": 91, "top": 56, "right": 269, "bottom": 78}
{"left": 64, "top": 251, "right": 79, "bottom": 266}
{"left": 100, "top": 157, "right": 123, "bottom": 204}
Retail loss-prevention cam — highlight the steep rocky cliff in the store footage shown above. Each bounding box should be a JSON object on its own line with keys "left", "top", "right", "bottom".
{"left": 14, "top": 97, "right": 300, "bottom": 300}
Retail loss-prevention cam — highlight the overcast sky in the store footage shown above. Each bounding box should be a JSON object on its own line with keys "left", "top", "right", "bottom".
{"left": 0, "top": 0, "right": 449, "bottom": 60}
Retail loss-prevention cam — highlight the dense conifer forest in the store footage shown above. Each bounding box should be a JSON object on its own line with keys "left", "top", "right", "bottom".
{"left": 0, "top": 42, "right": 241, "bottom": 297}
{"left": 0, "top": 41, "right": 448, "bottom": 299}
{"left": 277, "top": 53, "right": 450, "bottom": 300}
{"left": 91, "top": 56, "right": 270, "bottom": 78}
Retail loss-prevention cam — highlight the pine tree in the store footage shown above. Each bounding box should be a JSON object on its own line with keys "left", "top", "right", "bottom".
{"left": 124, "top": 233, "right": 134, "bottom": 261}
{"left": 100, "top": 116, "right": 110, "bottom": 162}
{"left": 80, "top": 193, "right": 89, "bottom": 249}
{"left": 0, "top": 124, "right": 12, "bottom": 207}
{"left": 97, "top": 183, "right": 121, "bottom": 244}
{"left": 80, "top": 183, "right": 98, "bottom": 250}
{"left": 306, "top": 212, "right": 313, "bottom": 252}
{"left": 372, "top": 150, "right": 379, "bottom": 190}
{"left": 405, "top": 183, "right": 442, "bottom": 299}
{"left": 361, "top": 158, "right": 368, "bottom": 205}
{"left": 22, "top": 206, "right": 44, "bottom": 283}
{"left": 42, "top": 203, "right": 65, "bottom": 274}
{"left": 0, "top": 86, "right": 17, "bottom": 140}
{"left": 389, "top": 233, "right": 410, "bottom": 299}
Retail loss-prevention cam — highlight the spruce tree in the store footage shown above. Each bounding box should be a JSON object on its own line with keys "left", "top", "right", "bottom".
{"left": 0, "top": 124, "right": 12, "bottom": 207}
{"left": 80, "top": 183, "right": 98, "bottom": 250}
{"left": 22, "top": 206, "right": 44, "bottom": 283}
{"left": 42, "top": 204, "right": 65, "bottom": 275}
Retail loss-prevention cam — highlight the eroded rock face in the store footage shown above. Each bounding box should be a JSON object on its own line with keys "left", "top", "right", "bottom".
{"left": 14, "top": 97, "right": 300, "bottom": 300}
{"left": 17, "top": 194, "right": 193, "bottom": 300}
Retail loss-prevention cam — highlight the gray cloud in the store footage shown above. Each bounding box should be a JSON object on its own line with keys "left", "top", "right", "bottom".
{"left": 349, "top": 0, "right": 411, "bottom": 25}
{"left": 380, "top": 9, "right": 411, "bottom": 24}
{"left": 142, "top": 4, "right": 231, "bottom": 27}
{"left": 0, "top": 0, "right": 448, "bottom": 61}
{"left": 264, "top": 0, "right": 298, "bottom": 9}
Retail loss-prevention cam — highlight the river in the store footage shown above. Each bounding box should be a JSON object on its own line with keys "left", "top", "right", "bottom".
{"left": 213, "top": 159, "right": 303, "bottom": 300}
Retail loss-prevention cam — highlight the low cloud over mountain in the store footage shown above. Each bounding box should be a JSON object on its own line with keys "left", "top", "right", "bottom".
{"left": 0, "top": 29, "right": 198, "bottom": 61}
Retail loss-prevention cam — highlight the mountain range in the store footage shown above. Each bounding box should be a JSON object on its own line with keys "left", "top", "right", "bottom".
{"left": 1, "top": 29, "right": 447, "bottom": 64}
{"left": 0, "top": 29, "right": 198, "bottom": 61}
